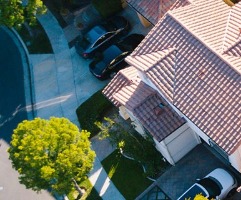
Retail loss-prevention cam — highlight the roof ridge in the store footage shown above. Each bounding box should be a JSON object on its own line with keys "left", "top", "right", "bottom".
{"left": 221, "top": 2, "right": 241, "bottom": 54}
{"left": 146, "top": 48, "right": 177, "bottom": 72}
{"left": 118, "top": 67, "right": 140, "bottom": 84}
{"left": 168, "top": 11, "right": 241, "bottom": 76}
{"left": 221, "top": 54, "right": 241, "bottom": 73}
{"left": 125, "top": 48, "right": 176, "bottom": 72}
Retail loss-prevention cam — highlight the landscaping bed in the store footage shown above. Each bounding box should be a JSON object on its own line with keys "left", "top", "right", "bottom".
{"left": 16, "top": 21, "right": 53, "bottom": 54}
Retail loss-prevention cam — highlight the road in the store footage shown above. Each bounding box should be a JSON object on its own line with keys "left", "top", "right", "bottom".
{"left": 0, "top": 28, "right": 55, "bottom": 200}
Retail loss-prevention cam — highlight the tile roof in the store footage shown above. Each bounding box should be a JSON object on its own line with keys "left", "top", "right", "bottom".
{"left": 127, "top": 0, "right": 241, "bottom": 154}
{"left": 104, "top": 75, "right": 185, "bottom": 142}
{"left": 102, "top": 67, "right": 140, "bottom": 106}
{"left": 222, "top": 3, "right": 241, "bottom": 53}
{"left": 126, "top": 48, "right": 177, "bottom": 102}
{"left": 126, "top": 0, "right": 190, "bottom": 25}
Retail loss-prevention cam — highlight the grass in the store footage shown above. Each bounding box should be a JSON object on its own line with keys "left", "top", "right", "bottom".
{"left": 101, "top": 150, "right": 153, "bottom": 200}
{"left": 76, "top": 89, "right": 114, "bottom": 138}
{"left": 17, "top": 20, "right": 53, "bottom": 54}
{"left": 67, "top": 179, "right": 102, "bottom": 200}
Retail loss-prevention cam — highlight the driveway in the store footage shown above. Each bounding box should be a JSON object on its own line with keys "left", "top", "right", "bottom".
{"left": 136, "top": 144, "right": 241, "bottom": 200}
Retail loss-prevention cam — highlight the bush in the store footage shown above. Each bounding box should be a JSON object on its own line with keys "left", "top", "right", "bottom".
{"left": 92, "top": 0, "right": 123, "bottom": 18}
{"left": 76, "top": 90, "right": 113, "bottom": 137}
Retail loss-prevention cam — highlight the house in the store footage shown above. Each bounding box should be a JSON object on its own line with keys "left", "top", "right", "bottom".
{"left": 103, "top": 0, "right": 241, "bottom": 173}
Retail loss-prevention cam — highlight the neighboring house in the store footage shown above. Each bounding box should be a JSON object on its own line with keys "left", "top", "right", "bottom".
{"left": 126, "top": 0, "right": 190, "bottom": 26}
{"left": 103, "top": 0, "right": 241, "bottom": 173}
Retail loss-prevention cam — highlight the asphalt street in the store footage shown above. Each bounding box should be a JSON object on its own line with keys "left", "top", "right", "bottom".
{"left": 0, "top": 28, "right": 28, "bottom": 143}
{"left": 0, "top": 28, "right": 54, "bottom": 200}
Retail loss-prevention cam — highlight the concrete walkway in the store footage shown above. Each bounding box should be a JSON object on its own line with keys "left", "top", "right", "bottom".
{"left": 32, "top": 10, "right": 124, "bottom": 200}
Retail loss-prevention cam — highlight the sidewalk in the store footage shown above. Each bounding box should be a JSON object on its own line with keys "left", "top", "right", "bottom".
{"left": 33, "top": 10, "right": 124, "bottom": 200}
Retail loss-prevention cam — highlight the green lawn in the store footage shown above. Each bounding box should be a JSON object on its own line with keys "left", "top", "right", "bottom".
{"left": 67, "top": 178, "right": 102, "bottom": 200}
{"left": 76, "top": 90, "right": 114, "bottom": 138}
{"left": 101, "top": 150, "right": 152, "bottom": 200}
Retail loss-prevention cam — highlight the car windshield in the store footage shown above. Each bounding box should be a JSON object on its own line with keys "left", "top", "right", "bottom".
{"left": 198, "top": 178, "right": 221, "bottom": 198}
{"left": 178, "top": 184, "right": 208, "bottom": 200}
{"left": 109, "top": 51, "right": 129, "bottom": 67}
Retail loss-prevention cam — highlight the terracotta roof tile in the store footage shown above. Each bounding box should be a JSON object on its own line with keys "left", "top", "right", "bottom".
{"left": 126, "top": 0, "right": 190, "bottom": 25}
{"left": 129, "top": 0, "right": 241, "bottom": 154}
{"left": 102, "top": 67, "right": 140, "bottom": 106}
{"left": 222, "top": 3, "right": 241, "bottom": 53}
{"left": 170, "top": 0, "right": 230, "bottom": 52}
{"left": 126, "top": 48, "right": 177, "bottom": 102}
{"left": 127, "top": 0, "right": 159, "bottom": 24}
{"left": 112, "top": 80, "right": 185, "bottom": 141}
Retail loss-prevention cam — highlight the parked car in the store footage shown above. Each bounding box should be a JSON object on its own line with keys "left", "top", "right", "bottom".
{"left": 89, "top": 34, "right": 145, "bottom": 80}
{"left": 177, "top": 168, "right": 237, "bottom": 200}
{"left": 75, "top": 16, "right": 130, "bottom": 59}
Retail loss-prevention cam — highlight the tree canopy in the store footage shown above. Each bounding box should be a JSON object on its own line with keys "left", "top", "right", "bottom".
{"left": 8, "top": 117, "right": 95, "bottom": 195}
{"left": 0, "top": 0, "right": 46, "bottom": 27}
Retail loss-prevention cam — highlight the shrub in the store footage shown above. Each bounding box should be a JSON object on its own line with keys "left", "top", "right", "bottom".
{"left": 76, "top": 90, "right": 113, "bottom": 137}
{"left": 92, "top": 0, "right": 123, "bottom": 18}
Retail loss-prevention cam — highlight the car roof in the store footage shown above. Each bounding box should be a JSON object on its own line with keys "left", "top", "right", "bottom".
{"left": 85, "top": 25, "right": 107, "bottom": 43}
{"left": 102, "top": 45, "right": 123, "bottom": 64}
{"left": 206, "top": 168, "right": 235, "bottom": 192}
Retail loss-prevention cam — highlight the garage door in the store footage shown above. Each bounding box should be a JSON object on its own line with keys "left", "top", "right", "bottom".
{"left": 164, "top": 123, "right": 199, "bottom": 163}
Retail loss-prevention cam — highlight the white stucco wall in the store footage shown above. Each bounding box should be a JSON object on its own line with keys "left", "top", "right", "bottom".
{"left": 119, "top": 107, "right": 146, "bottom": 136}
{"left": 154, "top": 138, "right": 175, "bottom": 165}
{"left": 229, "top": 146, "right": 241, "bottom": 173}
{"left": 119, "top": 106, "right": 130, "bottom": 120}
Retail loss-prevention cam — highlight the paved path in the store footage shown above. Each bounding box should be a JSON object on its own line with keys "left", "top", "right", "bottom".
{"left": 33, "top": 10, "right": 124, "bottom": 200}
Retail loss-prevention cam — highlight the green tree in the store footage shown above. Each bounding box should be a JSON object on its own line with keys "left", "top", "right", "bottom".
{"left": 0, "top": 0, "right": 46, "bottom": 27}
{"left": 95, "top": 117, "right": 169, "bottom": 178}
{"left": 8, "top": 117, "right": 95, "bottom": 196}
